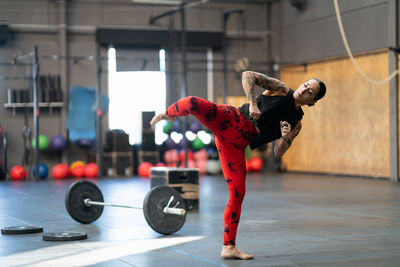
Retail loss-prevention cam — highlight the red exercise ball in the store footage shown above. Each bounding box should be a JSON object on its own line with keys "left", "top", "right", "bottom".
{"left": 10, "top": 165, "right": 27, "bottom": 180}
{"left": 249, "top": 157, "right": 263, "bottom": 172}
{"left": 246, "top": 160, "right": 252, "bottom": 172}
{"left": 52, "top": 163, "right": 70, "bottom": 179}
{"left": 196, "top": 159, "right": 207, "bottom": 174}
{"left": 194, "top": 149, "right": 208, "bottom": 161}
{"left": 138, "top": 162, "right": 153, "bottom": 178}
{"left": 84, "top": 163, "right": 99, "bottom": 178}
{"left": 72, "top": 165, "right": 85, "bottom": 178}
{"left": 179, "top": 159, "right": 197, "bottom": 169}
{"left": 155, "top": 162, "right": 166, "bottom": 167}
{"left": 179, "top": 150, "right": 194, "bottom": 162}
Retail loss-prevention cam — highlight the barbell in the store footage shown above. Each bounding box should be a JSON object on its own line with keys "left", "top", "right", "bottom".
{"left": 65, "top": 180, "right": 187, "bottom": 235}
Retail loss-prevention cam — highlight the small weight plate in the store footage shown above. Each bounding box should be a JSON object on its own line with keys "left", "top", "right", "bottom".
{"left": 1, "top": 226, "right": 43, "bottom": 235}
{"left": 43, "top": 231, "right": 87, "bottom": 241}
{"left": 65, "top": 180, "right": 104, "bottom": 224}
{"left": 143, "top": 185, "right": 187, "bottom": 235}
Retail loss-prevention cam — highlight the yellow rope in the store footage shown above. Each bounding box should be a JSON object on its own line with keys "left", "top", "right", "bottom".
{"left": 333, "top": 0, "right": 399, "bottom": 85}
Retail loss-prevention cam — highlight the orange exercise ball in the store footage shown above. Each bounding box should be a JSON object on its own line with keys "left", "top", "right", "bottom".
{"left": 70, "top": 161, "right": 85, "bottom": 172}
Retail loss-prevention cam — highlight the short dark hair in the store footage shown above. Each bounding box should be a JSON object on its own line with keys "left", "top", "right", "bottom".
{"left": 308, "top": 78, "right": 326, "bottom": 106}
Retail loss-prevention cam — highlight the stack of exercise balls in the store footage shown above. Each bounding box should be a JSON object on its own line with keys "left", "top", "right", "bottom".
{"left": 69, "top": 161, "right": 99, "bottom": 179}
{"left": 155, "top": 119, "right": 222, "bottom": 176}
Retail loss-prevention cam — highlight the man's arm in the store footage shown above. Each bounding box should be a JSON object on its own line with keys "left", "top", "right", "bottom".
{"left": 274, "top": 121, "right": 302, "bottom": 158}
{"left": 242, "top": 71, "right": 287, "bottom": 103}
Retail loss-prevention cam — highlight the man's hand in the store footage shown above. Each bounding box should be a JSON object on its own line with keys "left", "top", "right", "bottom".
{"left": 249, "top": 103, "right": 261, "bottom": 120}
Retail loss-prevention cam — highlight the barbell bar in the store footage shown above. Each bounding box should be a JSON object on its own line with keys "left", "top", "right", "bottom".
{"left": 83, "top": 198, "right": 186, "bottom": 216}
{"left": 65, "top": 180, "right": 187, "bottom": 235}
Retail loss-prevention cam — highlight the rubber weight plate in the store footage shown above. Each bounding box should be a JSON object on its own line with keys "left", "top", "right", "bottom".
{"left": 1, "top": 226, "right": 43, "bottom": 235}
{"left": 43, "top": 231, "right": 87, "bottom": 241}
{"left": 143, "top": 185, "right": 187, "bottom": 235}
{"left": 65, "top": 180, "right": 104, "bottom": 224}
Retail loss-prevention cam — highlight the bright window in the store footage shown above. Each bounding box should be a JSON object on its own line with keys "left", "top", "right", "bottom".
{"left": 108, "top": 48, "right": 167, "bottom": 145}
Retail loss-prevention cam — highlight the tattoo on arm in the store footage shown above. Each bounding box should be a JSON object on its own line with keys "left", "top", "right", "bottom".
{"left": 243, "top": 74, "right": 257, "bottom": 103}
{"left": 290, "top": 121, "right": 302, "bottom": 140}
{"left": 242, "top": 71, "right": 286, "bottom": 95}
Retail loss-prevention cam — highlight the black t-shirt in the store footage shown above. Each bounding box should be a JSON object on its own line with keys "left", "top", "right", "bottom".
{"left": 238, "top": 89, "right": 304, "bottom": 149}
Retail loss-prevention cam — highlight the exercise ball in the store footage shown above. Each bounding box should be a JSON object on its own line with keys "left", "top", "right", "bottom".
{"left": 207, "top": 147, "right": 219, "bottom": 160}
{"left": 163, "top": 121, "right": 173, "bottom": 134}
{"left": 249, "top": 157, "right": 263, "bottom": 172}
{"left": 138, "top": 162, "right": 153, "bottom": 178}
{"left": 194, "top": 149, "right": 208, "bottom": 161}
{"left": 246, "top": 160, "right": 252, "bottom": 172}
{"left": 177, "top": 137, "right": 189, "bottom": 150}
{"left": 189, "top": 120, "right": 202, "bottom": 133}
{"left": 52, "top": 163, "right": 70, "bottom": 179}
{"left": 78, "top": 139, "right": 94, "bottom": 148}
{"left": 70, "top": 161, "right": 85, "bottom": 172}
{"left": 164, "top": 149, "right": 179, "bottom": 164}
{"left": 164, "top": 137, "right": 176, "bottom": 150}
{"left": 32, "top": 164, "right": 49, "bottom": 179}
{"left": 155, "top": 162, "right": 166, "bottom": 167}
{"left": 206, "top": 159, "right": 221, "bottom": 175}
{"left": 179, "top": 149, "right": 194, "bottom": 162}
{"left": 71, "top": 165, "right": 85, "bottom": 178}
{"left": 172, "top": 120, "right": 181, "bottom": 132}
{"left": 197, "top": 159, "right": 208, "bottom": 174}
{"left": 192, "top": 137, "right": 204, "bottom": 151}
{"left": 50, "top": 135, "right": 66, "bottom": 151}
{"left": 10, "top": 165, "right": 27, "bottom": 180}
{"left": 84, "top": 163, "right": 99, "bottom": 178}
{"left": 32, "top": 134, "right": 49, "bottom": 150}
{"left": 179, "top": 159, "right": 197, "bottom": 168}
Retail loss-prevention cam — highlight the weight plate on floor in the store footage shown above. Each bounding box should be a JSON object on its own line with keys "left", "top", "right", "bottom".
{"left": 143, "top": 185, "right": 187, "bottom": 235}
{"left": 43, "top": 231, "right": 87, "bottom": 241}
{"left": 1, "top": 226, "right": 43, "bottom": 235}
{"left": 65, "top": 180, "right": 104, "bottom": 224}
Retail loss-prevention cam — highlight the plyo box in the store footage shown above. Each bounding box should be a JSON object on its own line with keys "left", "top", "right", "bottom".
{"left": 150, "top": 167, "right": 199, "bottom": 212}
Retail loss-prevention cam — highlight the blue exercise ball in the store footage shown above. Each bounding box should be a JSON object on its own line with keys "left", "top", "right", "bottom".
{"left": 32, "top": 164, "right": 49, "bottom": 179}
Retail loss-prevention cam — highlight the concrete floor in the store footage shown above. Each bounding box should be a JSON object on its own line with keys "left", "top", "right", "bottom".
{"left": 1, "top": 172, "right": 400, "bottom": 267}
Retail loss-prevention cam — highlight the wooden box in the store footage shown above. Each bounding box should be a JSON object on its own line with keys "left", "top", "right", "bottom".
{"left": 150, "top": 167, "right": 199, "bottom": 212}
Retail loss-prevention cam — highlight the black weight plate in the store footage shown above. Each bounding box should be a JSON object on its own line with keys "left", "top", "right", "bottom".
{"left": 43, "top": 231, "right": 87, "bottom": 241}
{"left": 143, "top": 185, "right": 187, "bottom": 235}
{"left": 65, "top": 180, "right": 104, "bottom": 224}
{"left": 1, "top": 226, "right": 43, "bottom": 235}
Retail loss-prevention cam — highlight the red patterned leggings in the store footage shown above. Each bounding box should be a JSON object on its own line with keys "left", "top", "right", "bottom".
{"left": 166, "top": 96, "right": 258, "bottom": 245}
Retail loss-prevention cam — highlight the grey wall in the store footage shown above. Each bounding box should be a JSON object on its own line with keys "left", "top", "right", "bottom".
{"left": 271, "top": 0, "right": 392, "bottom": 64}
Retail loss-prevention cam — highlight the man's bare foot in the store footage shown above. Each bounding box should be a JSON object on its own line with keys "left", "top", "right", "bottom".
{"left": 220, "top": 245, "right": 254, "bottom": 260}
{"left": 149, "top": 112, "right": 176, "bottom": 126}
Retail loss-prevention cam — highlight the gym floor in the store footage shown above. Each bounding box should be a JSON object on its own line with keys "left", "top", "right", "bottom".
{"left": 1, "top": 172, "right": 400, "bottom": 267}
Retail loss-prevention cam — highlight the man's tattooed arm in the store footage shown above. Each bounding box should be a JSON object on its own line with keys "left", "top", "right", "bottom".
{"left": 242, "top": 71, "right": 287, "bottom": 102}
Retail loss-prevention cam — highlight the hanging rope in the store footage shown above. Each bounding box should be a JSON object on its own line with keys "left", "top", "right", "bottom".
{"left": 333, "top": 0, "right": 400, "bottom": 85}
